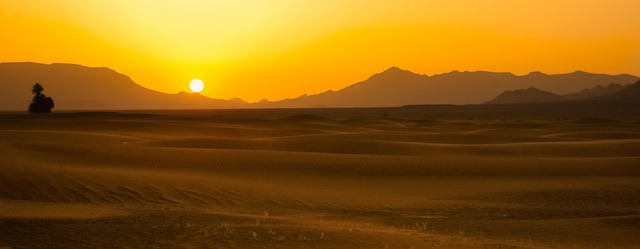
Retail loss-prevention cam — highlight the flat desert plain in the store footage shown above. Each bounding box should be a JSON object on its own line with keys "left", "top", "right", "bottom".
{"left": 1, "top": 106, "right": 639, "bottom": 248}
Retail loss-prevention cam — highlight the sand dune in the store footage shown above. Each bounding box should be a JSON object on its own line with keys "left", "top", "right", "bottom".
{"left": 1, "top": 108, "right": 639, "bottom": 248}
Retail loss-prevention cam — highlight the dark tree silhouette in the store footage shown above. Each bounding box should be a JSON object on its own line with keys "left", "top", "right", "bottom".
{"left": 28, "top": 83, "right": 55, "bottom": 113}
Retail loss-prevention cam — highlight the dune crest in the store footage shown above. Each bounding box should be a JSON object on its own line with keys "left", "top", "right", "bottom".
{"left": 1, "top": 107, "right": 640, "bottom": 248}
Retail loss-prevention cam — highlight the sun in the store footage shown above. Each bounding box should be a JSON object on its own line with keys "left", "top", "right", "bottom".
{"left": 189, "top": 79, "right": 204, "bottom": 93}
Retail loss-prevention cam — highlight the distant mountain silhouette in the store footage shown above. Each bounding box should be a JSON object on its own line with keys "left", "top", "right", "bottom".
{"left": 576, "top": 80, "right": 640, "bottom": 107}
{"left": 250, "top": 67, "right": 638, "bottom": 108}
{"left": 0, "top": 62, "right": 242, "bottom": 110}
{"left": 563, "top": 83, "right": 628, "bottom": 100}
{"left": 485, "top": 87, "right": 565, "bottom": 105}
{"left": 481, "top": 80, "right": 640, "bottom": 108}
{"left": 2, "top": 63, "right": 638, "bottom": 110}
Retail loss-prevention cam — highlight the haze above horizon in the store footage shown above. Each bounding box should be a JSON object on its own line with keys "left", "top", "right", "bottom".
{"left": 1, "top": 0, "right": 639, "bottom": 102}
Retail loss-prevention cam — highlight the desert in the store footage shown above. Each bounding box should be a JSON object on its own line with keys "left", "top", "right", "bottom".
{"left": 1, "top": 105, "right": 639, "bottom": 248}
{"left": 2, "top": 2, "right": 640, "bottom": 247}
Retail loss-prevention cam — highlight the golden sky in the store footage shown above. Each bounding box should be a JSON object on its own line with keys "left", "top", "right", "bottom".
{"left": 1, "top": 0, "right": 639, "bottom": 102}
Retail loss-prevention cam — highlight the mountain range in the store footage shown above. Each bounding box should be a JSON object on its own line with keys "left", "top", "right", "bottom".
{"left": 251, "top": 67, "right": 638, "bottom": 108}
{"left": 1, "top": 62, "right": 638, "bottom": 110}
{"left": 485, "top": 83, "right": 630, "bottom": 105}
{"left": 580, "top": 79, "right": 640, "bottom": 107}
{"left": 563, "top": 83, "right": 628, "bottom": 100}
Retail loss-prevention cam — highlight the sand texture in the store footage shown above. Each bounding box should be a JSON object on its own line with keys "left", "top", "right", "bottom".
{"left": 1, "top": 107, "right": 639, "bottom": 248}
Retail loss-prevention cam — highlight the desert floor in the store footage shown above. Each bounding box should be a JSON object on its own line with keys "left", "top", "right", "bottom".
{"left": 1, "top": 106, "right": 639, "bottom": 248}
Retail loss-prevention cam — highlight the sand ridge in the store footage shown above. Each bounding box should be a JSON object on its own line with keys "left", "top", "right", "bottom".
{"left": 1, "top": 108, "right": 639, "bottom": 248}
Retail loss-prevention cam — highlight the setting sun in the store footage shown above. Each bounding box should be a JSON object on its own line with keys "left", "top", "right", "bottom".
{"left": 1, "top": 1, "right": 640, "bottom": 248}
{"left": 0, "top": 0, "right": 638, "bottom": 102}
{"left": 189, "top": 79, "right": 204, "bottom": 93}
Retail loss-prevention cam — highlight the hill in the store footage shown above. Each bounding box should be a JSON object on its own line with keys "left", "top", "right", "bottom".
{"left": 578, "top": 80, "right": 640, "bottom": 107}
{"left": 250, "top": 67, "right": 638, "bottom": 108}
{"left": 2, "top": 63, "right": 638, "bottom": 110}
{"left": 0, "top": 62, "right": 241, "bottom": 110}
{"left": 563, "top": 83, "right": 628, "bottom": 100}
{"left": 480, "top": 80, "right": 640, "bottom": 109}
{"left": 485, "top": 87, "right": 565, "bottom": 105}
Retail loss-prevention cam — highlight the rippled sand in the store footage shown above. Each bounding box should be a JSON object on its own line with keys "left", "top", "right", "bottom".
{"left": 1, "top": 107, "right": 639, "bottom": 248}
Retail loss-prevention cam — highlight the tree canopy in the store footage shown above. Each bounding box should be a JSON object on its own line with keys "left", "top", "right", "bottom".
{"left": 28, "top": 83, "right": 55, "bottom": 113}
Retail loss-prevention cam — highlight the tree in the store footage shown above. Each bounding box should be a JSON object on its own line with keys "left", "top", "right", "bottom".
{"left": 28, "top": 83, "right": 55, "bottom": 113}
{"left": 32, "top": 83, "right": 44, "bottom": 96}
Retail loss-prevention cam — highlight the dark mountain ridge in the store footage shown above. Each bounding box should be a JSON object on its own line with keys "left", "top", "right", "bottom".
{"left": 251, "top": 67, "right": 638, "bottom": 108}
{"left": 579, "top": 80, "right": 640, "bottom": 107}
{"left": 2, "top": 63, "right": 638, "bottom": 110}
{"left": 484, "top": 82, "right": 633, "bottom": 105}
{"left": 563, "top": 83, "right": 628, "bottom": 100}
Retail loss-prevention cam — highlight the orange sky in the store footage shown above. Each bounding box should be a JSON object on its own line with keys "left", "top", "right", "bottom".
{"left": 1, "top": 0, "right": 639, "bottom": 102}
